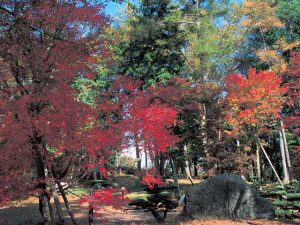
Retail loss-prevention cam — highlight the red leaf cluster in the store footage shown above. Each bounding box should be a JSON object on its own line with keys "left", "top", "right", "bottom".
{"left": 225, "top": 69, "right": 286, "bottom": 136}
{"left": 78, "top": 187, "right": 129, "bottom": 218}
{"left": 141, "top": 174, "right": 166, "bottom": 190}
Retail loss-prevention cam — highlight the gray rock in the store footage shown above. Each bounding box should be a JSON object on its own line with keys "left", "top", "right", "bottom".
{"left": 184, "top": 173, "right": 274, "bottom": 219}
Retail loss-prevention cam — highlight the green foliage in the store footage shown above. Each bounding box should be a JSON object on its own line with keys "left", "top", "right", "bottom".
{"left": 277, "top": 0, "right": 300, "bottom": 42}
{"left": 114, "top": 0, "right": 186, "bottom": 85}
{"left": 272, "top": 199, "right": 291, "bottom": 207}
{"left": 120, "top": 155, "right": 136, "bottom": 174}
{"left": 292, "top": 202, "right": 300, "bottom": 210}
{"left": 182, "top": 0, "right": 242, "bottom": 81}
{"left": 286, "top": 193, "right": 300, "bottom": 201}
{"left": 275, "top": 209, "right": 294, "bottom": 218}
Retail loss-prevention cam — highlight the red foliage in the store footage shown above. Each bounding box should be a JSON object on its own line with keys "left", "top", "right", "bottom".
{"left": 283, "top": 52, "right": 300, "bottom": 136}
{"left": 225, "top": 69, "right": 286, "bottom": 136}
{"left": 106, "top": 77, "right": 179, "bottom": 157}
{"left": 141, "top": 174, "right": 166, "bottom": 190}
{"left": 78, "top": 188, "right": 129, "bottom": 218}
{"left": 283, "top": 52, "right": 300, "bottom": 177}
{"left": 0, "top": 0, "right": 117, "bottom": 212}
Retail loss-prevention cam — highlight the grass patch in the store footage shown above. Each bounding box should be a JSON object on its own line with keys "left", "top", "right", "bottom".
{"left": 68, "top": 187, "right": 89, "bottom": 196}
{"left": 126, "top": 191, "right": 149, "bottom": 201}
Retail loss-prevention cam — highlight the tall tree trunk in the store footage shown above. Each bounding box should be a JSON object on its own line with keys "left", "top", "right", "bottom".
{"left": 35, "top": 147, "right": 54, "bottom": 225}
{"left": 170, "top": 158, "right": 180, "bottom": 194}
{"left": 281, "top": 120, "right": 292, "bottom": 171}
{"left": 58, "top": 183, "right": 78, "bottom": 225}
{"left": 93, "top": 168, "right": 98, "bottom": 181}
{"left": 200, "top": 104, "right": 209, "bottom": 157}
{"left": 134, "top": 135, "right": 142, "bottom": 177}
{"left": 184, "top": 144, "right": 194, "bottom": 185}
{"left": 145, "top": 150, "right": 148, "bottom": 172}
{"left": 279, "top": 130, "right": 290, "bottom": 183}
{"left": 154, "top": 155, "right": 160, "bottom": 176}
{"left": 159, "top": 154, "right": 165, "bottom": 177}
{"left": 39, "top": 191, "right": 54, "bottom": 225}
{"left": 193, "top": 157, "right": 198, "bottom": 177}
{"left": 256, "top": 142, "right": 261, "bottom": 179}
{"left": 49, "top": 179, "right": 64, "bottom": 225}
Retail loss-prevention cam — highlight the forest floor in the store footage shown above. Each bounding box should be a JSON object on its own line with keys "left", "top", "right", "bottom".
{"left": 0, "top": 175, "right": 299, "bottom": 225}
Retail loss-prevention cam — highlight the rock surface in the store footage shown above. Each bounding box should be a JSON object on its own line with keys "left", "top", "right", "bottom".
{"left": 184, "top": 173, "right": 274, "bottom": 219}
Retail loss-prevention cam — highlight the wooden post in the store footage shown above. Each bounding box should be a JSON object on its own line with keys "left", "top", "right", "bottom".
{"left": 259, "top": 140, "right": 284, "bottom": 188}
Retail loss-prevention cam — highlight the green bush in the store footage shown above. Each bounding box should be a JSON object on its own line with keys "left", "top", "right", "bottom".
{"left": 286, "top": 193, "right": 300, "bottom": 201}
{"left": 272, "top": 200, "right": 291, "bottom": 207}
{"left": 275, "top": 209, "right": 293, "bottom": 218}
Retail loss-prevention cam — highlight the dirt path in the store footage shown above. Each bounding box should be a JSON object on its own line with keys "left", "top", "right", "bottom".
{"left": 1, "top": 175, "right": 299, "bottom": 225}
{"left": 1, "top": 196, "right": 299, "bottom": 225}
{"left": 1, "top": 198, "right": 299, "bottom": 225}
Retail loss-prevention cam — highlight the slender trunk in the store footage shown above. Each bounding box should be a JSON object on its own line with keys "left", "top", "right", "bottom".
{"left": 134, "top": 135, "right": 141, "bottom": 177}
{"left": 34, "top": 140, "right": 54, "bottom": 225}
{"left": 145, "top": 150, "right": 148, "bottom": 172}
{"left": 218, "top": 129, "right": 222, "bottom": 142}
{"left": 279, "top": 130, "right": 290, "bottom": 183}
{"left": 93, "top": 168, "right": 98, "bottom": 181}
{"left": 49, "top": 180, "right": 64, "bottom": 225}
{"left": 170, "top": 158, "right": 180, "bottom": 194}
{"left": 159, "top": 154, "right": 165, "bottom": 177}
{"left": 200, "top": 104, "right": 209, "bottom": 157}
{"left": 281, "top": 120, "right": 292, "bottom": 170}
{"left": 70, "top": 163, "right": 75, "bottom": 180}
{"left": 256, "top": 142, "right": 261, "bottom": 179}
{"left": 259, "top": 140, "right": 284, "bottom": 188}
{"left": 154, "top": 155, "right": 160, "bottom": 176}
{"left": 193, "top": 157, "right": 198, "bottom": 177}
{"left": 250, "top": 161, "right": 254, "bottom": 179}
{"left": 58, "top": 183, "right": 78, "bottom": 225}
{"left": 184, "top": 145, "right": 193, "bottom": 185}
{"left": 39, "top": 191, "right": 53, "bottom": 225}
{"left": 237, "top": 140, "right": 240, "bottom": 149}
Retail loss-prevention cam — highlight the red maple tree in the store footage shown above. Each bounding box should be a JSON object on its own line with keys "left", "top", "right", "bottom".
{"left": 283, "top": 52, "right": 300, "bottom": 177}
{"left": 98, "top": 76, "right": 179, "bottom": 177}
{"left": 225, "top": 68, "right": 286, "bottom": 136}
{"left": 0, "top": 1, "right": 127, "bottom": 224}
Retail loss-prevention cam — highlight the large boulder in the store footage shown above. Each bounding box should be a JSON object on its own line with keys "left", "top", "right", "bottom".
{"left": 184, "top": 173, "right": 274, "bottom": 219}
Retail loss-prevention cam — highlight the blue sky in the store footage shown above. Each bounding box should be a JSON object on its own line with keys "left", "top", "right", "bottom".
{"left": 106, "top": 1, "right": 124, "bottom": 16}
{"left": 106, "top": 1, "right": 139, "bottom": 17}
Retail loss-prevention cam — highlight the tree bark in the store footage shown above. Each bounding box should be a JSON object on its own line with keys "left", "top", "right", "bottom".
{"left": 134, "top": 135, "right": 142, "bottom": 177}
{"left": 256, "top": 142, "right": 261, "bottom": 179}
{"left": 145, "top": 150, "right": 148, "bottom": 172}
{"left": 57, "top": 182, "right": 78, "bottom": 225}
{"left": 159, "top": 154, "right": 165, "bottom": 177}
{"left": 279, "top": 130, "right": 290, "bottom": 183}
{"left": 183, "top": 144, "right": 194, "bottom": 185}
{"left": 170, "top": 158, "right": 180, "bottom": 194}
{"left": 200, "top": 104, "right": 209, "bottom": 157}
{"left": 35, "top": 147, "right": 54, "bottom": 225}
{"left": 49, "top": 179, "right": 64, "bottom": 225}
{"left": 154, "top": 155, "right": 160, "bottom": 176}
{"left": 39, "top": 191, "right": 54, "bottom": 225}
{"left": 93, "top": 168, "right": 98, "bottom": 181}
{"left": 281, "top": 120, "right": 292, "bottom": 170}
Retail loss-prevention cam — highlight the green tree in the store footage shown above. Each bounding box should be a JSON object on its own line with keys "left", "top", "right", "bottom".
{"left": 179, "top": 0, "right": 243, "bottom": 82}
{"left": 115, "top": 0, "right": 186, "bottom": 85}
